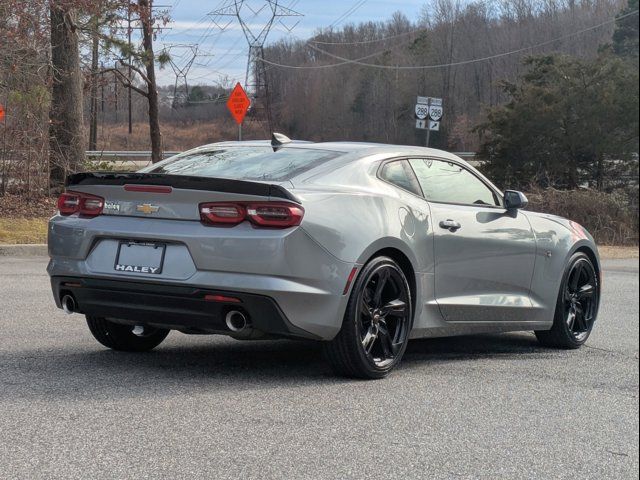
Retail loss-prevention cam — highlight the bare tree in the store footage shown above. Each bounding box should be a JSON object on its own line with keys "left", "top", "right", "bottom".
{"left": 100, "top": 0, "right": 167, "bottom": 162}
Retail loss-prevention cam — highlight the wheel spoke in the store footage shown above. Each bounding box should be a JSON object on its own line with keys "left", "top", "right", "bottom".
{"left": 378, "top": 324, "right": 395, "bottom": 358}
{"left": 380, "top": 299, "right": 406, "bottom": 317}
{"left": 372, "top": 268, "right": 390, "bottom": 307}
{"left": 566, "top": 310, "right": 576, "bottom": 330}
{"left": 569, "top": 262, "right": 583, "bottom": 292}
{"left": 577, "top": 284, "right": 595, "bottom": 300}
{"left": 574, "top": 304, "right": 588, "bottom": 331}
{"left": 564, "top": 288, "right": 573, "bottom": 302}
{"left": 360, "top": 293, "right": 373, "bottom": 318}
{"left": 361, "top": 326, "right": 377, "bottom": 354}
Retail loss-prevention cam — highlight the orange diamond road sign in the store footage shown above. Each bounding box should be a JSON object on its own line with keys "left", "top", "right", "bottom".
{"left": 0, "top": 104, "right": 5, "bottom": 122}
{"left": 226, "top": 83, "right": 251, "bottom": 125}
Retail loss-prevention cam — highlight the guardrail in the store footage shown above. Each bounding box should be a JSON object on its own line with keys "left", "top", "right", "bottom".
{"left": 85, "top": 151, "right": 181, "bottom": 159}
{"left": 85, "top": 151, "right": 180, "bottom": 170}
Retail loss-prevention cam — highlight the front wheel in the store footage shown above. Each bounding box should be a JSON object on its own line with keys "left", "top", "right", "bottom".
{"left": 324, "top": 256, "right": 413, "bottom": 379}
{"left": 535, "top": 252, "right": 600, "bottom": 349}
{"left": 86, "top": 316, "right": 170, "bottom": 352}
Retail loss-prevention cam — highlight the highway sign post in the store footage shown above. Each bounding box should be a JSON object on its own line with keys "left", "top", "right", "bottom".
{"left": 226, "top": 83, "right": 251, "bottom": 141}
{"left": 415, "top": 96, "right": 443, "bottom": 147}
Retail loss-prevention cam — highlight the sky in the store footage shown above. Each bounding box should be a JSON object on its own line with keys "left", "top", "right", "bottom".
{"left": 153, "top": 0, "right": 427, "bottom": 86}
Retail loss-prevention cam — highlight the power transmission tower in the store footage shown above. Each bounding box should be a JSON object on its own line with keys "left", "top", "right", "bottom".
{"left": 162, "top": 44, "right": 200, "bottom": 108}
{"left": 210, "top": 1, "right": 302, "bottom": 132}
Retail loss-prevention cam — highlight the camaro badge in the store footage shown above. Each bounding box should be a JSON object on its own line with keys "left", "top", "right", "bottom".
{"left": 137, "top": 204, "right": 160, "bottom": 214}
{"left": 104, "top": 201, "right": 121, "bottom": 212}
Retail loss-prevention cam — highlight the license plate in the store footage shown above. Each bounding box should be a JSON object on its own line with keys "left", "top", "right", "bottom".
{"left": 115, "top": 241, "right": 166, "bottom": 275}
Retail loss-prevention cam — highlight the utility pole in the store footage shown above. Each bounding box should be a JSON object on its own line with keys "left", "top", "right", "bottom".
{"left": 114, "top": 72, "right": 118, "bottom": 123}
{"left": 89, "top": 17, "right": 99, "bottom": 151}
{"left": 100, "top": 61, "right": 105, "bottom": 113}
{"left": 127, "top": 4, "right": 133, "bottom": 135}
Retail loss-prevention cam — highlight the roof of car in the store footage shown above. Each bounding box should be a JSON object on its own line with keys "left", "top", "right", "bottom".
{"left": 195, "top": 140, "right": 463, "bottom": 161}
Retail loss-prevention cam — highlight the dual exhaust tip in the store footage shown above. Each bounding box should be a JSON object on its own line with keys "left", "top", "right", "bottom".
{"left": 62, "top": 294, "right": 250, "bottom": 333}
{"left": 225, "top": 310, "right": 248, "bottom": 332}
{"left": 61, "top": 294, "right": 77, "bottom": 315}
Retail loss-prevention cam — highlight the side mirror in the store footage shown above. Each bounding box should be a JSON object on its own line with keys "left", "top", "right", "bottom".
{"left": 504, "top": 190, "right": 528, "bottom": 210}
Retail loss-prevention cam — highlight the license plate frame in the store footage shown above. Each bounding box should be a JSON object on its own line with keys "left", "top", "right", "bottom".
{"left": 114, "top": 241, "right": 166, "bottom": 275}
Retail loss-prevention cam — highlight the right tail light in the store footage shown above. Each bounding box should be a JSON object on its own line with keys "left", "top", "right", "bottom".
{"left": 200, "top": 202, "right": 304, "bottom": 228}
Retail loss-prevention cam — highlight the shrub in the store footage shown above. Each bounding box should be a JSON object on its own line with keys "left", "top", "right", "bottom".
{"left": 526, "top": 187, "right": 639, "bottom": 245}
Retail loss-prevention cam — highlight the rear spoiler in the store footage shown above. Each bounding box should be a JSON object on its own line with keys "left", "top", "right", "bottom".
{"left": 66, "top": 172, "right": 301, "bottom": 204}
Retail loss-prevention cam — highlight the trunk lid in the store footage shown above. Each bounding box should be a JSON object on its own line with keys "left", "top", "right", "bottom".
{"left": 65, "top": 172, "right": 299, "bottom": 221}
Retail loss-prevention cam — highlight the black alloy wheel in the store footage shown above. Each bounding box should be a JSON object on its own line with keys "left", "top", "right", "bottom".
{"left": 536, "top": 252, "right": 600, "bottom": 349}
{"left": 563, "top": 257, "right": 599, "bottom": 341}
{"left": 324, "top": 256, "right": 413, "bottom": 379}
{"left": 86, "top": 316, "right": 170, "bottom": 352}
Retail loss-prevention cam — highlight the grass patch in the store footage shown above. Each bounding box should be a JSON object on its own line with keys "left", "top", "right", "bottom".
{"left": 598, "top": 246, "right": 639, "bottom": 259}
{"left": 0, "top": 217, "right": 49, "bottom": 244}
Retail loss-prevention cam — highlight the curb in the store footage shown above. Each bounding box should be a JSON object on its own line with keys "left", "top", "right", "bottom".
{"left": 0, "top": 244, "right": 48, "bottom": 257}
{"left": 0, "top": 244, "right": 636, "bottom": 259}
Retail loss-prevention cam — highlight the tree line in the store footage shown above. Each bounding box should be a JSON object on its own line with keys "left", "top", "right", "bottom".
{"left": 1, "top": 0, "right": 167, "bottom": 195}
{"left": 0, "top": 0, "right": 638, "bottom": 197}
{"left": 265, "top": 0, "right": 638, "bottom": 191}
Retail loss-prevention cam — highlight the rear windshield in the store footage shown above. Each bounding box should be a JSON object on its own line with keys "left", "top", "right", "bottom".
{"left": 141, "top": 147, "right": 341, "bottom": 182}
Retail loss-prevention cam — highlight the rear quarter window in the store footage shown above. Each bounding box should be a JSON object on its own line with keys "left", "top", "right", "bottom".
{"left": 379, "top": 160, "right": 422, "bottom": 196}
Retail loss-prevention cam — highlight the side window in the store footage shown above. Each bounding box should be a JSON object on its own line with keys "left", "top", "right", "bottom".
{"left": 409, "top": 158, "right": 499, "bottom": 206}
{"left": 379, "top": 160, "right": 422, "bottom": 196}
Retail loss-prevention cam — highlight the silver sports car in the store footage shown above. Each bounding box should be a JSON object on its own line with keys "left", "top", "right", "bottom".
{"left": 48, "top": 135, "right": 601, "bottom": 379}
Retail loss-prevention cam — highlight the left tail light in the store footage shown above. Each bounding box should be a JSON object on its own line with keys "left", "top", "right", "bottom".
{"left": 199, "top": 202, "right": 304, "bottom": 228}
{"left": 57, "top": 191, "right": 104, "bottom": 218}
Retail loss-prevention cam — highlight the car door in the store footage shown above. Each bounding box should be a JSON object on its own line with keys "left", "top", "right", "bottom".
{"left": 408, "top": 158, "right": 537, "bottom": 323}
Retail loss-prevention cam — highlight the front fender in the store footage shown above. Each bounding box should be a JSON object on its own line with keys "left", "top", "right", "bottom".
{"left": 525, "top": 211, "right": 599, "bottom": 323}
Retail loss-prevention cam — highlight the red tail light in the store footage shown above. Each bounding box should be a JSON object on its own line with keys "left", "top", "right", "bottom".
{"left": 200, "top": 204, "right": 246, "bottom": 225}
{"left": 199, "top": 202, "right": 304, "bottom": 228}
{"left": 57, "top": 191, "right": 104, "bottom": 218}
{"left": 246, "top": 203, "right": 304, "bottom": 227}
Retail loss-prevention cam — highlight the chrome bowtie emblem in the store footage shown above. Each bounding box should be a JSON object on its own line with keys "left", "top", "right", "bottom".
{"left": 136, "top": 204, "right": 160, "bottom": 214}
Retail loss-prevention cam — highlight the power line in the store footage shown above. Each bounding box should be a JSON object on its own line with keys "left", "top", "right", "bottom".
{"left": 310, "top": 26, "right": 428, "bottom": 46}
{"left": 258, "top": 9, "right": 639, "bottom": 71}
{"left": 330, "top": 0, "right": 368, "bottom": 28}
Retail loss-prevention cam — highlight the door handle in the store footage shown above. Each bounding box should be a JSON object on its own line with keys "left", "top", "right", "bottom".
{"left": 439, "top": 219, "right": 461, "bottom": 231}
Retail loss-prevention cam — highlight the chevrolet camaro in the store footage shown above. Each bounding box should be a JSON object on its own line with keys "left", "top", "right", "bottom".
{"left": 48, "top": 135, "right": 601, "bottom": 379}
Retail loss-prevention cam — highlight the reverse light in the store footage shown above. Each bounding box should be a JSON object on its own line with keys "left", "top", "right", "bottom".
{"left": 199, "top": 202, "right": 304, "bottom": 228}
{"left": 57, "top": 191, "right": 104, "bottom": 218}
{"left": 200, "top": 204, "right": 246, "bottom": 225}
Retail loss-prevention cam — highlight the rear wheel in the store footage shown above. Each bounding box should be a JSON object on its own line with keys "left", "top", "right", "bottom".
{"left": 324, "top": 256, "right": 413, "bottom": 379}
{"left": 535, "top": 252, "right": 599, "bottom": 349}
{"left": 86, "top": 316, "right": 169, "bottom": 352}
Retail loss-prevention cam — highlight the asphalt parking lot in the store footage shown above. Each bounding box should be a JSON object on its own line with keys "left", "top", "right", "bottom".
{"left": 0, "top": 256, "right": 637, "bottom": 479}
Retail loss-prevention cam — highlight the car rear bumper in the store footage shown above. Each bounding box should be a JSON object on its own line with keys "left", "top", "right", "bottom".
{"left": 51, "top": 276, "right": 322, "bottom": 340}
{"left": 47, "top": 215, "right": 357, "bottom": 340}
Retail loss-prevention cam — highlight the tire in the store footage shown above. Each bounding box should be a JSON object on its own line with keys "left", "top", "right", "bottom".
{"left": 86, "top": 316, "right": 170, "bottom": 352}
{"left": 535, "top": 252, "right": 600, "bottom": 349}
{"left": 324, "top": 256, "right": 413, "bottom": 379}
